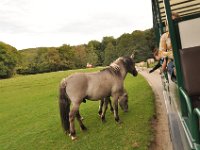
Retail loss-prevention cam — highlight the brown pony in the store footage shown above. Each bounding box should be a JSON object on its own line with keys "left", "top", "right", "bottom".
{"left": 59, "top": 56, "right": 137, "bottom": 140}
{"left": 98, "top": 89, "right": 128, "bottom": 122}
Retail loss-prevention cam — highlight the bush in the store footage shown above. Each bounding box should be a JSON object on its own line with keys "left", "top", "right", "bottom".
{"left": 0, "top": 42, "right": 19, "bottom": 78}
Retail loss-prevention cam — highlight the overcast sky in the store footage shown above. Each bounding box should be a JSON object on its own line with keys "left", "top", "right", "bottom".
{"left": 0, "top": 0, "right": 153, "bottom": 50}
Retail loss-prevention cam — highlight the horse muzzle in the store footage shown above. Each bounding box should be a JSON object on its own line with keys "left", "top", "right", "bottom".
{"left": 123, "top": 109, "right": 128, "bottom": 113}
{"left": 132, "top": 70, "right": 138, "bottom": 76}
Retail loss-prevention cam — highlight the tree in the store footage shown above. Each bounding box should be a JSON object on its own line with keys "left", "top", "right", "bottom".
{"left": 0, "top": 42, "right": 19, "bottom": 78}
{"left": 15, "top": 28, "right": 156, "bottom": 75}
{"left": 34, "top": 47, "right": 49, "bottom": 73}
{"left": 116, "top": 33, "right": 135, "bottom": 57}
{"left": 103, "top": 42, "right": 118, "bottom": 65}
{"left": 57, "top": 44, "right": 75, "bottom": 70}
{"left": 131, "top": 30, "right": 150, "bottom": 62}
{"left": 101, "top": 36, "right": 116, "bottom": 51}
{"left": 73, "top": 45, "right": 88, "bottom": 68}
{"left": 88, "top": 40, "right": 103, "bottom": 66}
{"left": 144, "top": 28, "right": 156, "bottom": 57}
{"left": 46, "top": 48, "right": 62, "bottom": 71}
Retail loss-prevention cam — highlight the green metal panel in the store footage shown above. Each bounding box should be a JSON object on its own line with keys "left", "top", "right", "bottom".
{"left": 151, "top": 0, "right": 200, "bottom": 149}
{"left": 154, "top": 0, "right": 164, "bottom": 35}
{"left": 178, "top": 13, "right": 200, "bottom": 22}
{"left": 163, "top": 0, "right": 187, "bottom": 116}
{"left": 179, "top": 87, "right": 199, "bottom": 143}
{"left": 151, "top": 0, "right": 160, "bottom": 46}
{"left": 163, "top": 1, "right": 200, "bottom": 148}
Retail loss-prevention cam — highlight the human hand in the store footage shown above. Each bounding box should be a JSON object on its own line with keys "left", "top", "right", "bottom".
{"left": 159, "top": 70, "right": 163, "bottom": 74}
{"left": 149, "top": 69, "right": 153, "bottom": 73}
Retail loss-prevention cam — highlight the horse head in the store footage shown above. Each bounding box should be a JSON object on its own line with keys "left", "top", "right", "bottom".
{"left": 122, "top": 56, "right": 138, "bottom": 77}
{"left": 119, "top": 92, "right": 128, "bottom": 112}
{"left": 108, "top": 54, "right": 138, "bottom": 78}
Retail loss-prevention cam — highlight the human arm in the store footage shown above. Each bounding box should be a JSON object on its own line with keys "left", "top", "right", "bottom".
{"left": 149, "top": 62, "right": 161, "bottom": 73}
{"left": 159, "top": 51, "right": 173, "bottom": 59}
{"left": 159, "top": 32, "right": 174, "bottom": 59}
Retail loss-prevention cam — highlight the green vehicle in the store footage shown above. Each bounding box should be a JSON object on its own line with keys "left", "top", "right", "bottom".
{"left": 151, "top": 0, "right": 200, "bottom": 149}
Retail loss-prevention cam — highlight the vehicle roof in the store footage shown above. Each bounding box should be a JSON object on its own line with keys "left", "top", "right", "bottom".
{"left": 156, "top": 0, "right": 200, "bottom": 22}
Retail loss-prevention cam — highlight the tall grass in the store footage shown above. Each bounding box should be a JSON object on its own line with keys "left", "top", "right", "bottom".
{"left": 0, "top": 68, "right": 155, "bottom": 150}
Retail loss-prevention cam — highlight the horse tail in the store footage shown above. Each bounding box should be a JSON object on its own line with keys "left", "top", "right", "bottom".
{"left": 59, "top": 79, "right": 70, "bottom": 134}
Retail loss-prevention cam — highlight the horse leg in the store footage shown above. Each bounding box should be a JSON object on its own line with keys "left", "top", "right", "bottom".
{"left": 101, "top": 98, "right": 109, "bottom": 122}
{"left": 98, "top": 99, "right": 104, "bottom": 116}
{"left": 76, "top": 110, "right": 87, "bottom": 131}
{"left": 108, "top": 98, "right": 114, "bottom": 113}
{"left": 69, "top": 104, "right": 79, "bottom": 140}
{"left": 113, "top": 96, "right": 121, "bottom": 123}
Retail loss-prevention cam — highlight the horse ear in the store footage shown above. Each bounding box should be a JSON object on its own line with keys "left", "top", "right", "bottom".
{"left": 130, "top": 50, "right": 135, "bottom": 59}
{"left": 123, "top": 93, "right": 128, "bottom": 97}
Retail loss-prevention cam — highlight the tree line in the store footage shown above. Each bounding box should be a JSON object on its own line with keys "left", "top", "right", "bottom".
{"left": 0, "top": 28, "right": 156, "bottom": 78}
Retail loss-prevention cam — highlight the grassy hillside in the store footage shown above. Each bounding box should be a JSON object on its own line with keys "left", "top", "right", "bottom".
{"left": 0, "top": 68, "right": 155, "bottom": 150}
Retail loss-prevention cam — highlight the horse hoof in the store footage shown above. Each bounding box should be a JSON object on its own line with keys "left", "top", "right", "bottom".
{"left": 117, "top": 120, "right": 122, "bottom": 124}
{"left": 81, "top": 125, "right": 87, "bottom": 131}
{"left": 98, "top": 112, "right": 102, "bottom": 117}
{"left": 115, "top": 118, "right": 122, "bottom": 124}
{"left": 101, "top": 119, "right": 106, "bottom": 123}
{"left": 71, "top": 136, "right": 77, "bottom": 141}
{"left": 101, "top": 115, "right": 106, "bottom": 122}
{"left": 65, "top": 131, "right": 70, "bottom": 135}
{"left": 81, "top": 117, "right": 84, "bottom": 121}
{"left": 69, "top": 134, "right": 77, "bottom": 141}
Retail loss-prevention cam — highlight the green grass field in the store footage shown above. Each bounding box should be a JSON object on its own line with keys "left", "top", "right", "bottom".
{"left": 0, "top": 68, "right": 155, "bottom": 150}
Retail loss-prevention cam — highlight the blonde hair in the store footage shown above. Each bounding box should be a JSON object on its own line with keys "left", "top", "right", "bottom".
{"left": 165, "top": 12, "right": 180, "bottom": 31}
{"left": 153, "top": 48, "right": 159, "bottom": 57}
{"left": 172, "top": 12, "right": 180, "bottom": 19}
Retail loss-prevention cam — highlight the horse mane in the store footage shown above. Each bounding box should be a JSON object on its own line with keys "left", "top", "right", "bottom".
{"left": 100, "top": 57, "right": 125, "bottom": 76}
{"left": 100, "top": 67, "right": 121, "bottom": 76}
{"left": 100, "top": 56, "right": 134, "bottom": 77}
